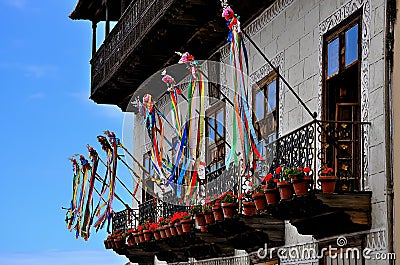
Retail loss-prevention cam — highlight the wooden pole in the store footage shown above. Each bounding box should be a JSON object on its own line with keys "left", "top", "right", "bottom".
{"left": 91, "top": 21, "right": 97, "bottom": 58}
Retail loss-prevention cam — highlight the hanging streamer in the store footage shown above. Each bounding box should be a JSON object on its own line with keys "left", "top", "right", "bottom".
{"left": 222, "top": 6, "right": 264, "bottom": 172}
{"left": 65, "top": 157, "right": 80, "bottom": 230}
{"left": 81, "top": 145, "right": 99, "bottom": 240}
{"left": 93, "top": 131, "right": 118, "bottom": 233}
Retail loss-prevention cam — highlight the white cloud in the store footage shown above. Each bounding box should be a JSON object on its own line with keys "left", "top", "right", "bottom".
{"left": 0, "top": 249, "right": 128, "bottom": 265}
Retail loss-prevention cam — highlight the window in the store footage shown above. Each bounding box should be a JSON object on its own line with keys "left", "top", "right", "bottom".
{"left": 206, "top": 102, "right": 226, "bottom": 173}
{"left": 323, "top": 13, "right": 361, "bottom": 191}
{"left": 253, "top": 72, "right": 279, "bottom": 157}
{"left": 207, "top": 53, "right": 221, "bottom": 105}
{"left": 142, "top": 151, "right": 154, "bottom": 202}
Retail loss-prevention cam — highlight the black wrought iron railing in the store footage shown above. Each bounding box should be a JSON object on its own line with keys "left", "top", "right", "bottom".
{"left": 205, "top": 119, "right": 370, "bottom": 193}
{"left": 90, "top": 0, "right": 177, "bottom": 94}
{"left": 112, "top": 208, "right": 138, "bottom": 232}
{"left": 113, "top": 196, "right": 190, "bottom": 232}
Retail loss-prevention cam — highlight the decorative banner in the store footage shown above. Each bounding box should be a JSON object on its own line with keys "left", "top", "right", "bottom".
{"left": 81, "top": 145, "right": 99, "bottom": 240}
{"left": 222, "top": 6, "right": 264, "bottom": 174}
{"left": 73, "top": 155, "right": 90, "bottom": 238}
{"left": 93, "top": 131, "right": 118, "bottom": 233}
{"left": 65, "top": 157, "right": 80, "bottom": 230}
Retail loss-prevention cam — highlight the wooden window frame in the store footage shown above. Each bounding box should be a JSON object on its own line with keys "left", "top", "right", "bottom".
{"left": 252, "top": 71, "right": 279, "bottom": 143}
{"left": 205, "top": 101, "right": 226, "bottom": 172}
{"left": 322, "top": 12, "right": 362, "bottom": 120}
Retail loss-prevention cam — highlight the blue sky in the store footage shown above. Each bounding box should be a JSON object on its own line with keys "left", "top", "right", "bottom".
{"left": 0, "top": 0, "right": 132, "bottom": 264}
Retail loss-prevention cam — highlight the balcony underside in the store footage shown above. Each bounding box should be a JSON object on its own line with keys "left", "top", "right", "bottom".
{"left": 90, "top": 0, "right": 273, "bottom": 110}
{"left": 271, "top": 192, "right": 372, "bottom": 238}
{"left": 113, "top": 216, "right": 284, "bottom": 264}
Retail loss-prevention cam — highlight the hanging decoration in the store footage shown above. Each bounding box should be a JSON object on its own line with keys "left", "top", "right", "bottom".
{"left": 141, "top": 93, "right": 167, "bottom": 182}
{"left": 65, "top": 157, "right": 80, "bottom": 230}
{"left": 93, "top": 131, "right": 118, "bottom": 233}
{"left": 80, "top": 145, "right": 99, "bottom": 240}
{"left": 222, "top": 5, "right": 263, "bottom": 174}
{"left": 71, "top": 155, "right": 90, "bottom": 239}
{"left": 165, "top": 52, "right": 205, "bottom": 201}
{"left": 162, "top": 70, "right": 183, "bottom": 139}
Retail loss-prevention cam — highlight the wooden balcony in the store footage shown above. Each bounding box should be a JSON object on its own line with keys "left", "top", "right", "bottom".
{"left": 87, "top": 0, "right": 273, "bottom": 110}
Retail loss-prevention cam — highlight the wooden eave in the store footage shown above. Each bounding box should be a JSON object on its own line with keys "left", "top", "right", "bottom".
{"left": 69, "top": 0, "right": 122, "bottom": 21}
{"left": 88, "top": 0, "right": 275, "bottom": 110}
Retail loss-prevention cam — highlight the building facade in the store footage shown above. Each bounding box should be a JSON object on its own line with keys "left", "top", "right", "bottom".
{"left": 70, "top": 0, "right": 397, "bottom": 264}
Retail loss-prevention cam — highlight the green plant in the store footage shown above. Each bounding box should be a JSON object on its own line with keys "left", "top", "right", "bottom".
{"left": 251, "top": 183, "right": 264, "bottom": 194}
{"left": 219, "top": 191, "right": 238, "bottom": 203}
{"left": 189, "top": 204, "right": 203, "bottom": 214}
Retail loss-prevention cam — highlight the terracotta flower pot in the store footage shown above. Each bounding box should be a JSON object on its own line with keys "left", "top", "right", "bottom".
{"left": 143, "top": 229, "right": 152, "bottom": 241}
{"left": 159, "top": 227, "right": 167, "bottom": 239}
{"left": 195, "top": 212, "right": 206, "bottom": 226}
{"left": 114, "top": 238, "right": 124, "bottom": 249}
{"left": 252, "top": 192, "right": 266, "bottom": 210}
{"left": 138, "top": 231, "right": 145, "bottom": 243}
{"left": 134, "top": 232, "right": 141, "bottom": 244}
{"left": 127, "top": 235, "right": 136, "bottom": 246}
{"left": 221, "top": 202, "right": 236, "bottom": 219}
{"left": 264, "top": 188, "right": 279, "bottom": 205}
{"left": 212, "top": 205, "right": 224, "bottom": 221}
{"left": 153, "top": 229, "right": 161, "bottom": 240}
{"left": 204, "top": 210, "right": 215, "bottom": 224}
{"left": 292, "top": 176, "right": 310, "bottom": 196}
{"left": 175, "top": 222, "right": 183, "bottom": 235}
{"left": 200, "top": 225, "right": 208, "bottom": 232}
{"left": 242, "top": 201, "right": 256, "bottom": 216}
{"left": 104, "top": 239, "right": 112, "bottom": 249}
{"left": 163, "top": 225, "right": 172, "bottom": 237}
{"left": 319, "top": 175, "right": 337, "bottom": 193}
{"left": 277, "top": 181, "right": 293, "bottom": 200}
{"left": 170, "top": 225, "right": 178, "bottom": 236}
{"left": 110, "top": 239, "right": 116, "bottom": 248}
{"left": 180, "top": 219, "right": 194, "bottom": 233}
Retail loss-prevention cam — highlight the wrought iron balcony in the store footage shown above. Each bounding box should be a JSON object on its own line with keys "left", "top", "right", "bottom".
{"left": 205, "top": 119, "right": 372, "bottom": 238}
{"left": 89, "top": 0, "right": 274, "bottom": 109}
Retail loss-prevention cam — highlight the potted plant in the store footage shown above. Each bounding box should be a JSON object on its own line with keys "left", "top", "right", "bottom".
{"left": 286, "top": 166, "right": 311, "bottom": 196}
{"left": 104, "top": 235, "right": 112, "bottom": 249}
{"left": 161, "top": 216, "right": 172, "bottom": 238}
{"left": 114, "top": 230, "right": 125, "bottom": 249}
{"left": 318, "top": 166, "right": 337, "bottom": 193}
{"left": 148, "top": 222, "right": 160, "bottom": 240}
{"left": 239, "top": 191, "right": 256, "bottom": 216}
{"left": 276, "top": 166, "right": 293, "bottom": 200}
{"left": 203, "top": 200, "right": 215, "bottom": 224}
{"left": 126, "top": 228, "right": 136, "bottom": 246}
{"left": 179, "top": 212, "right": 193, "bottom": 233}
{"left": 171, "top": 212, "right": 183, "bottom": 235}
{"left": 262, "top": 173, "right": 280, "bottom": 205}
{"left": 220, "top": 191, "right": 237, "bottom": 219}
{"left": 137, "top": 225, "right": 145, "bottom": 243}
{"left": 251, "top": 183, "right": 267, "bottom": 210}
{"left": 156, "top": 217, "right": 168, "bottom": 238}
{"left": 142, "top": 220, "right": 153, "bottom": 242}
{"left": 190, "top": 204, "right": 206, "bottom": 226}
{"left": 211, "top": 196, "right": 224, "bottom": 221}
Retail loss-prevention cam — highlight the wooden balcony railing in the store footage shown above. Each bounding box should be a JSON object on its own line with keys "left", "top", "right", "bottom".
{"left": 90, "top": 0, "right": 177, "bottom": 95}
